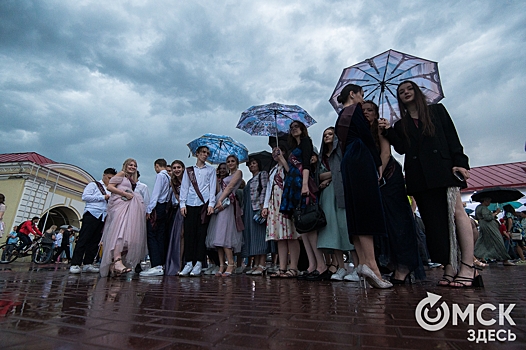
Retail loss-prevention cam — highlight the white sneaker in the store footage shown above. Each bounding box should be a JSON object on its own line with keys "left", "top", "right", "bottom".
{"left": 234, "top": 266, "right": 245, "bottom": 274}
{"left": 343, "top": 270, "right": 360, "bottom": 282}
{"left": 69, "top": 265, "right": 81, "bottom": 274}
{"left": 208, "top": 265, "right": 220, "bottom": 276}
{"left": 330, "top": 268, "right": 347, "bottom": 281}
{"left": 179, "top": 262, "right": 193, "bottom": 276}
{"left": 82, "top": 264, "right": 100, "bottom": 273}
{"left": 140, "top": 265, "right": 164, "bottom": 277}
{"left": 203, "top": 264, "right": 217, "bottom": 275}
{"left": 190, "top": 261, "right": 202, "bottom": 276}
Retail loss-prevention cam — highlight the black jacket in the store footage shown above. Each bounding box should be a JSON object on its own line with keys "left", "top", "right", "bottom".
{"left": 383, "top": 104, "right": 469, "bottom": 194}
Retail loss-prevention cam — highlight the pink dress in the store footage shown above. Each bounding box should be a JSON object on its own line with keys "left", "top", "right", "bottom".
{"left": 100, "top": 176, "right": 147, "bottom": 277}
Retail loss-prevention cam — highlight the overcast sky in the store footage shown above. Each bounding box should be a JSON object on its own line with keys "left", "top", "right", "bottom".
{"left": 1, "top": 0, "right": 525, "bottom": 188}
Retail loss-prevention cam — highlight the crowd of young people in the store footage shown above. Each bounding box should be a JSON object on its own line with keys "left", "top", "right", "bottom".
{"left": 58, "top": 80, "right": 483, "bottom": 289}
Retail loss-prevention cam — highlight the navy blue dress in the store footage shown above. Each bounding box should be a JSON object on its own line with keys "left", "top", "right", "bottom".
{"left": 336, "top": 104, "right": 386, "bottom": 239}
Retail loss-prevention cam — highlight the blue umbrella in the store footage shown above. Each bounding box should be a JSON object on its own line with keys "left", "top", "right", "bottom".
{"left": 236, "top": 102, "right": 316, "bottom": 144}
{"left": 187, "top": 134, "right": 249, "bottom": 165}
{"left": 488, "top": 201, "right": 523, "bottom": 212}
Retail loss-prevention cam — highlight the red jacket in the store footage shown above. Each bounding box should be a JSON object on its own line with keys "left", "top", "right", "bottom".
{"left": 18, "top": 220, "right": 42, "bottom": 236}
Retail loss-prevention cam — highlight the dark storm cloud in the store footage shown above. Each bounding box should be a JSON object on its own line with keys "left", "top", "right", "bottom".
{"left": 0, "top": 0, "right": 525, "bottom": 187}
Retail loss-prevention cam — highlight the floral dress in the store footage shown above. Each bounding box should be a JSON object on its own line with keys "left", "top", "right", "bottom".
{"left": 265, "top": 165, "right": 298, "bottom": 241}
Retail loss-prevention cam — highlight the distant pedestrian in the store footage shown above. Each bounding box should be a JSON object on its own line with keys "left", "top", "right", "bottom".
{"left": 0, "top": 193, "right": 5, "bottom": 238}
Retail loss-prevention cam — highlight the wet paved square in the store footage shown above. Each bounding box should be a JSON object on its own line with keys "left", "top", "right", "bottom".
{"left": 0, "top": 263, "right": 524, "bottom": 349}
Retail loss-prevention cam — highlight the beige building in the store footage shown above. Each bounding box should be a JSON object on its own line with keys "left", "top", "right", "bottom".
{"left": 0, "top": 152, "right": 95, "bottom": 232}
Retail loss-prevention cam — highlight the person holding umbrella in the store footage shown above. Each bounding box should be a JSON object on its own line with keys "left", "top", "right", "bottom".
{"left": 380, "top": 81, "right": 480, "bottom": 288}
{"left": 279, "top": 121, "right": 328, "bottom": 281}
{"left": 473, "top": 198, "right": 515, "bottom": 266}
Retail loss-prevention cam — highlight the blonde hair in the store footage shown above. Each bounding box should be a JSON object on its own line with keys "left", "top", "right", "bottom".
{"left": 122, "top": 158, "right": 138, "bottom": 182}
{"left": 46, "top": 225, "right": 58, "bottom": 233}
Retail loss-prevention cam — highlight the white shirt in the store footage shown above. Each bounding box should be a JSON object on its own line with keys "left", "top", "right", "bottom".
{"left": 135, "top": 181, "right": 150, "bottom": 212}
{"left": 263, "top": 165, "right": 279, "bottom": 209}
{"left": 180, "top": 164, "right": 217, "bottom": 208}
{"left": 147, "top": 169, "right": 171, "bottom": 213}
{"left": 82, "top": 180, "right": 110, "bottom": 221}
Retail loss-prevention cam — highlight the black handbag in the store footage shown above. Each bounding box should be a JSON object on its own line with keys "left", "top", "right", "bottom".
{"left": 293, "top": 200, "right": 327, "bottom": 233}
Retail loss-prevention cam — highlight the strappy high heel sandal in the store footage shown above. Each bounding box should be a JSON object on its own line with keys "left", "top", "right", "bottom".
{"left": 111, "top": 258, "right": 132, "bottom": 277}
{"left": 222, "top": 264, "right": 235, "bottom": 277}
{"left": 251, "top": 265, "right": 266, "bottom": 276}
{"left": 437, "top": 274, "right": 455, "bottom": 287}
{"left": 215, "top": 265, "right": 226, "bottom": 277}
{"left": 450, "top": 261, "right": 484, "bottom": 288}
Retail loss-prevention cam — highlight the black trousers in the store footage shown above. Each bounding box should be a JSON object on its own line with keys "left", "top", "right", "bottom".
{"left": 147, "top": 202, "right": 168, "bottom": 267}
{"left": 183, "top": 205, "right": 209, "bottom": 264}
{"left": 71, "top": 212, "right": 104, "bottom": 266}
{"left": 18, "top": 233, "right": 31, "bottom": 250}
{"left": 413, "top": 187, "right": 450, "bottom": 266}
{"left": 54, "top": 244, "right": 71, "bottom": 261}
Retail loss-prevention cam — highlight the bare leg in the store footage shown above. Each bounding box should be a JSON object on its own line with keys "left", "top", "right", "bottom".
{"left": 301, "top": 232, "right": 317, "bottom": 272}
{"left": 288, "top": 239, "right": 300, "bottom": 270}
{"left": 277, "top": 240, "right": 288, "bottom": 271}
{"left": 350, "top": 250, "right": 359, "bottom": 269}
{"left": 224, "top": 248, "right": 234, "bottom": 274}
{"left": 354, "top": 235, "right": 381, "bottom": 278}
{"left": 334, "top": 250, "right": 345, "bottom": 270}
{"left": 217, "top": 248, "right": 225, "bottom": 274}
{"left": 450, "top": 193, "right": 477, "bottom": 286}
{"left": 305, "top": 231, "right": 326, "bottom": 273}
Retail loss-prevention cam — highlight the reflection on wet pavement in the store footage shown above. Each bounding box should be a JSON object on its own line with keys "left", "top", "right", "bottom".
{"left": 0, "top": 263, "right": 524, "bottom": 349}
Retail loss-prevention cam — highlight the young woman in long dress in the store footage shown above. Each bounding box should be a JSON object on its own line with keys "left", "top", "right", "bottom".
{"left": 100, "top": 158, "right": 147, "bottom": 278}
{"left": 262, "top": 145, "right": 301, "bottom": 278}
{"left": 206, "top": 155, "right": 244, "bottom": 276}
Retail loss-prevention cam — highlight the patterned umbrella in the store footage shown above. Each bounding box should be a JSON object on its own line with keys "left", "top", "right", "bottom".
{"left": 329, "top": 49, "right": 444, "bottom": 124}
{"left": 187, "top": 133, "right": 249, "bottom": 165}
{"left": 236, "top": 102, "right": 316, "bottom": 141}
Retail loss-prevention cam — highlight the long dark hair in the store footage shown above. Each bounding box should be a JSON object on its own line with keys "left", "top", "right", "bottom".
{"left": 288, "top": 120, "right": 309, "bottom": 148}
{"left": 397, "top": 80, "right": 435, "bottom": 139}
{"left": 170, "top": 160, "right": 185, "bottom": 195}
{"left": 363, "top": 100, "right": 380, "bottom": 150}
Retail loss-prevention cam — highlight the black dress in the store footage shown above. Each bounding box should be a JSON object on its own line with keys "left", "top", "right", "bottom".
{"left": 335, "top": 104, "right": 386, "bottom": 240}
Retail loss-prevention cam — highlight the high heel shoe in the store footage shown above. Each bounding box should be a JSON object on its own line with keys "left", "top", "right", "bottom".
{"left": 222, "top": 264, "right": 235, "bottom": 277}
{"left": 251, "top": 265, "right": 266, "bottom": 276}
{"left": 359, "top": 264, "right": 393, "bottom": 289}
{"left": 390, "top": 273, "right": 412, "bottom": 285}
{"left": 450, "top": 261, "right": 484, "bottom": 288}
{"left": 215, "top": 265, "right": 226, "bottom": 277}
{"left": 110, "top": 258, "right": 132, "bottom": 277}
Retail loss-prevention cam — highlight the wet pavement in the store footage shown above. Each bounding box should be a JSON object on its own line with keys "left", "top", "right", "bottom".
{"left": 0, "top": 262, "right": 524, "bottom": 349}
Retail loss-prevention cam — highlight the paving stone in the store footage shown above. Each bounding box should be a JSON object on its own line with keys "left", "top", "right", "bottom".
{"left": 0, "top": 262, "right": 524, "bottom": 348}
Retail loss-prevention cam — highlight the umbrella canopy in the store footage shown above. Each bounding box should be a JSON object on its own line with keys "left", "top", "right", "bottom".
{"left": 329, "top": 49, "right": 444, "bottom": 124}
{"left": 187, "top": 133, "right": 249, "bottom": 165}
{"left": 236, "top": 102, "right": 316, "bottom": 138}
{"left": 488, "top": 201, "right": 523, "bottom": 212}
{"left": 60, "top": 225, "right": 80, "bottom": 232}
{"left": 471, "top": 187, "right": 524, "bottom": 204}
{"left": 247, "top": 150, "right": 276, "bottom": 173}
